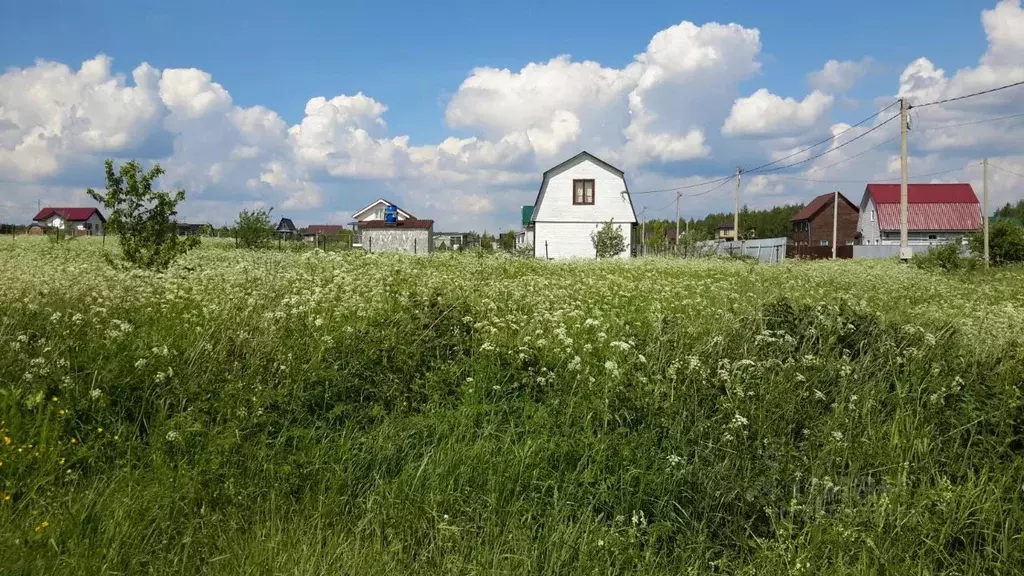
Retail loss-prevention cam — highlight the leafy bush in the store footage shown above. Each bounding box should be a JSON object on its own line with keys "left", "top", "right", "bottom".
{"left": 87, "top": 159, "right": 199, "bottom": 269}
{"left": 591, "top": 219, "right": 626, "bottom": 258}
{"left": 235, "top": 207, "right": 275, "bottom": 249}
{"left": 912, "top": 242, "right": 972, "bottom": 271}
{"left": 969, "top": 220, "right": 1024, "bottom": 266}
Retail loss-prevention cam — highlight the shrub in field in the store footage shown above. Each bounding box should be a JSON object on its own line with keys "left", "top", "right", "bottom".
{"left": 88, "top": 159, "right": 199, "bottom": 269}
{"left": 912, "top": 242, "right": 977, "bottom": 271}
{"left": 592, "top": 219, "right": 626, "bottom": 258}
{"left": 235, "top": 207, "right": 275, "bottom": 249}
{"left": 969, "top": 220, "right": 1024, "bottom": 265}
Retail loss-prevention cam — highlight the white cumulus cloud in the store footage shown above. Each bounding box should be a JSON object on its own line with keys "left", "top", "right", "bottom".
{"left": 722, "top": 89, "right": 834, "bottom": 137}
{"left": 807, "top": 58, "right": 873, "bottom": 93}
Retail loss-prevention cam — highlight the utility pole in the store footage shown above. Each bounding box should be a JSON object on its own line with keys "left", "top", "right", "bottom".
{"left": 675, "top": 192, "right": 681, "bottom": 255}
{"left": 983, "top": 157, "right": 990, "bottom": 267}
{"left": 733, "top": 167, "right": 741, "bottom": 243}
{"left": 899, "top": 98, "right": 911, "bottom": 261}
{"left": 832, "top": 190, "right": 839, "bottom": 259}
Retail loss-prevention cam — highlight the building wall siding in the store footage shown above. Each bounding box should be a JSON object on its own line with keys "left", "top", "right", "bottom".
{"left": 533, "top": 159, "right": 636, "bottom": 224}
{"left": 858, "top": 196, "right": 881, "bottom": 245}
{"left": 532, "top": 156, "right": 636, "bottom": 259}
{"left": 39, "top": 213, "right": 104, "bottom": 235}
{"left": 877, "top": 231, "right": 969, "bottom": 246}
{"left": 534, "top": 221, "right": 632, "bottom": 259}
{"left": 363, "top": 228, "right": 432, "bottom": 254}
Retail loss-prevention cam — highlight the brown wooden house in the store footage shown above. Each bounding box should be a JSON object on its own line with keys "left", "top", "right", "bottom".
{"left": 790, "top": 192, "right": 859, "bottom": 247}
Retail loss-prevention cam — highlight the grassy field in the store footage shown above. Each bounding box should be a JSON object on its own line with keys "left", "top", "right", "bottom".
{"left": 2, "top": 237, "right": 1024, "bottom": 574}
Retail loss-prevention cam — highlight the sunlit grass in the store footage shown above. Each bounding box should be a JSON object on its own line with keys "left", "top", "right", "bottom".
{"left": 1, "top": 236, "right": 1023, "bottom": 574}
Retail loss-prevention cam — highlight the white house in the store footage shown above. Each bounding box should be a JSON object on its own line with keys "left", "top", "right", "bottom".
{"left": 857, "top": 183, "right": 982, "bottom": 246}
{"left": 32, "top": 207, "right": 105, "bottom": 235}
{"left": 529, "top": 151, "right": 638, "bottom": 259}
{"left": 351, "top": 198, "right": 415, "bottom": 224}
{"left": 349, "top": 199, "right": 416, "bottom": 246}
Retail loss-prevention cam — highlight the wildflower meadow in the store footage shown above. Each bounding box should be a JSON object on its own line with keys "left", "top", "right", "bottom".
{"left": 2, "top": 237, "right": 1023, "bottom": 574}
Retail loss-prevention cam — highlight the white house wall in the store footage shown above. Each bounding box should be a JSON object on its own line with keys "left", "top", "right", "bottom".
{"left": 878, "top": 231, "right": 968, "bottom": 246}
{"left": 857, "top": 196, "right": 881, "bottom": 245}
{"left": 363, "top": 228, "right": 432, "bottom": 254}
{"left": 533, "top": 159, "right": 636, "bottom": 224}
{"left": 84, "top": 213, "right": 104, "bottom": 235}
{"left": 40, "top": 213, "right": 104, "bottom": 235}
{"left": 534, "top": 221, "right": 632, "bottom": 259}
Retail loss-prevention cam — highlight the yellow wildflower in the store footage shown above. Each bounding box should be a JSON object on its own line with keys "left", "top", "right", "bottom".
{"left": 3, "top": 436, "right": 10, "bottom": 445}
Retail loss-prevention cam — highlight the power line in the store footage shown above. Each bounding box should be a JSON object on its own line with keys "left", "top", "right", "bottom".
{"left": 683, "top": 175, "right": 736, "bottom": 198}
{"left": 910, "top": 79, "right": 1024, "bottom": 109}
{"left": 773, "top": 163, "right": 978, "bottom": 184}
{"left": 744, "top": 100, "right": 900, "bottom": 174}
{"left": 806, "top": 135, "right": 900, "bottom": 174}
{"left": 747, "top": 112, "right": 901, "bottom": 175}
{"left": 630, "top": 175, "right": 733, "bottom": 196}
{"left": 989, "top": 163, "right": 1024, "bottom": 179}
{"left": 914, "top": 111, "right": 1024, "bottom": 132}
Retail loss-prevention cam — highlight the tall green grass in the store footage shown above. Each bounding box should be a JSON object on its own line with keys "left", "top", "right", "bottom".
{"left": 1, "top": 237, "right": 1023, "bottom": 574}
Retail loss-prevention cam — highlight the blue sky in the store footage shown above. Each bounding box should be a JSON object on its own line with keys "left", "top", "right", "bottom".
{"left": 0, "top": 0, "right": 988, "bottom": 135}
{"left": 1, "top": 0, "right": 1021, "bottom": 229}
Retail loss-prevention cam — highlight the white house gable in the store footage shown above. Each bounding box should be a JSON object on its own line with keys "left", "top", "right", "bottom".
{"left": 530, "top": 152, "right": 637, "bottom": 259}
{"left": 352, "top": 199, "right": 414, "bottom": 222}
{"left": 532, "top": 156, "right": 637, "bottom": 225}
{"left": 858, "top": 194, "right": 880, "bottom": 245}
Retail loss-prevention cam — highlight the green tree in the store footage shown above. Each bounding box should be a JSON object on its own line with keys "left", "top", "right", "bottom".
{"left": 87, "top": 159, "right": 198, "bottom": 269}
{"left": 498, "top": 231, "right": 516, "bottom": 252}
{"left": 970, "top": 220, "right": 1024, "bottom": 266}
{"left": 994, "top": 200, "right": 1024, "bottom": 220}
{"left": 236, "top": 207, "right": 275, "bottom": 249}
{"left": 591, "top": 220, "right": 626, "bottom": 258}
{"left": 480, "top": 233, "right": 495, "bottom": 251}
{"left": 646, "top": 220, "right": 669, "bottom": 252}
{"left": 337, "top": 228, "right": 355, "bottom": 250}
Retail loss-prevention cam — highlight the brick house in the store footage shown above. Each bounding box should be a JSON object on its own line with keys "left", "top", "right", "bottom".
{"left": 790, "top": 192, "right": 859, "bottom": 247}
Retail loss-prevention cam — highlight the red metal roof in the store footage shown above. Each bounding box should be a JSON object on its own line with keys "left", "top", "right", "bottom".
{"left": 32, "top": 207, "right": 105, "bottom": 222}
{"left": 791, "top": 192, "right": 858, "bottom": 222}
{"left": 866, "top": 183, "right": 979, "bottom": 204}
{"left": 358, "top": 219, "right": 434, "bottom": 230}
{"left": 865, "top": 183, "right": 981, "bottom": 232}
{"left": 875, "top": 203, "right": 982, "bottom": 232}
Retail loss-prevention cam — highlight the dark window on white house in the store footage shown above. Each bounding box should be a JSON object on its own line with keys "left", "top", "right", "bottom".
{"left": 573, "top": 179, "right": 595, "bottom": 205}
{"left": 928, "top": 234, "right": 937, "bottom": 240}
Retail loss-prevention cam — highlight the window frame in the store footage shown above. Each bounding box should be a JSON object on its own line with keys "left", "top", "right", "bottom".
{"left": 572, "top": 179, "right": 595, "bottom": 205}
